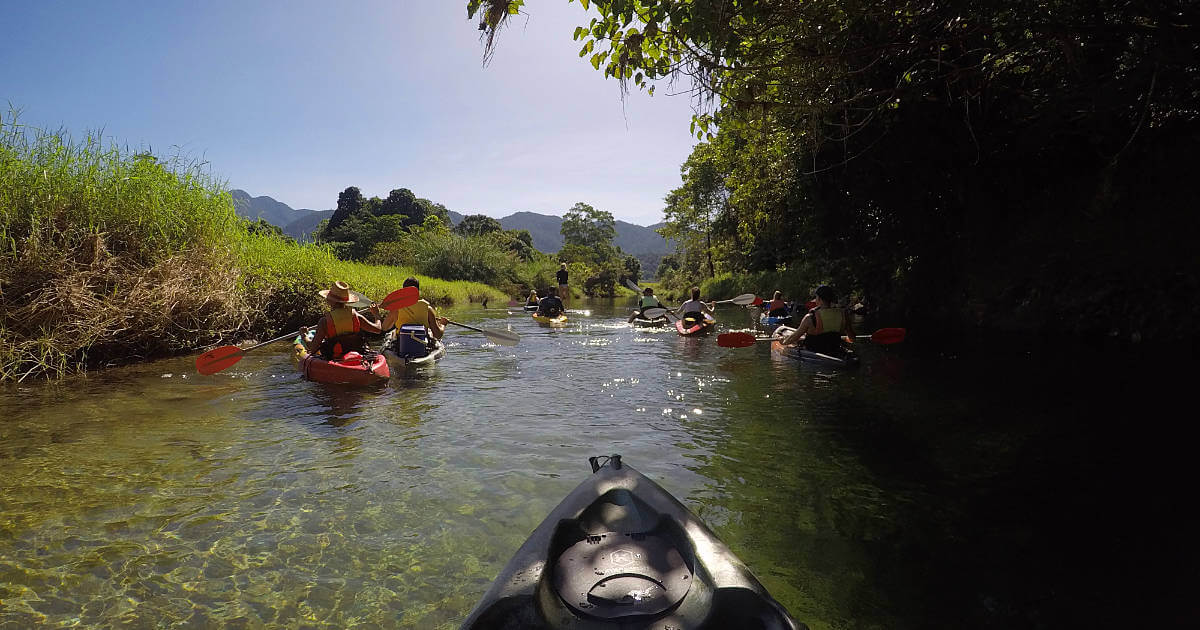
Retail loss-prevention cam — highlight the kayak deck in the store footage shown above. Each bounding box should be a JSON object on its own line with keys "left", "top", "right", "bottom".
{"left": 382, "top": 330, "right": 446, "bottom": 369}
{"left": 292, "top": 333, "right": 390, "bottom": 384}
{"left": 461, "top": 455, "right": 804, "bottom": 629}
{"left": 676, "top": 314, "right": 715, "bottom": 336}
{"left": 532, "top": 313, "right": 569, "bottom": 326}
{"left": 770, "top": 326, "right": 859, "bottom": 368}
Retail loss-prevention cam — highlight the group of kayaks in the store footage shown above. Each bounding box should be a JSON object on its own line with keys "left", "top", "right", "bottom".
{"left": 291, "top": 324, "right": 447, "bottom": 386}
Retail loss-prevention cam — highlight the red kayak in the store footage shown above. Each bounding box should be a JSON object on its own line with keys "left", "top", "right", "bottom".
{"left": 675, "top": 313, "right": 716, "bottom": 336}
{"left": 292, "top": 334, "right": 389, "bottom": 385}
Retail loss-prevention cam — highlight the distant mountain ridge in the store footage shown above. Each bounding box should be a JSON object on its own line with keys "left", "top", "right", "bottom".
{"left": 230, "top": 189, "right": 673, "bottom": 257}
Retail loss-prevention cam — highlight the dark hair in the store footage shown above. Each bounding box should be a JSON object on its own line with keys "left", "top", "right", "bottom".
{"left": 690, "top": 286, "right": 700, "bottom": 301}
{"left": 547, "top": 286, "right": 557, "bottom": 296}
{"left": 773, "top": 290, "right": 783, "bottom": 300}
{"left": 815, "top": 285, "right": 836, "bottom": 303}
{"left": 643, "top": 287, "right": 654, "bottom": 296}
{"left": 403, "top": 277, "right": 419, "bottom": 289}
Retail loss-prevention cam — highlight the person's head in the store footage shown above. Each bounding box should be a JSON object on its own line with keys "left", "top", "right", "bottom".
{"left": 643, "top": 287, "right": 654, "bottom": 296}
{"left": 773, "top": 290, "right": 783, "bottom": 301}
{"left": 690, "top": 286, "right": 701, "bottom": 301}
{"left": 547, "top": 286, "right": 557, "bottom": 296}
{"left": 403, "top": 277, "right": 420, "bottom": 289}
{"left": 560, "top": 262, "right": 567, "bottom": 270}
{"left": 319, "top": 280, "right": 355, "bottom": 308}
{"left": 814, "top": 285, "right": 836, "bottom": 305}
{"left": 529, "top": 289, "right": 538, "bottom": 298}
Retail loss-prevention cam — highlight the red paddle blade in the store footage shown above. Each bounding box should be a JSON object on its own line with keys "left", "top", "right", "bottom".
{"left": 871, "top": 327, "right": 906, "bottom": 344}
{"left": 195, "top": 345, "right": 245, "bottom": 375}
{"left": 717, "top": 332, "right": 757, "bottom": 348}
{"left": 507, "top": 300, "right": 519, "bottom": 307}
{"left": 752, "top": 297, "right": 763, "bottom": 306}
{"left": 380, "top": 286, "right": 420, "bottom": 310}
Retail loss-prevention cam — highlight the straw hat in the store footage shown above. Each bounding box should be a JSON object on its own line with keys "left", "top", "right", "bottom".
{"left": 320, "top": 280, "right": 354, "bottom": 304}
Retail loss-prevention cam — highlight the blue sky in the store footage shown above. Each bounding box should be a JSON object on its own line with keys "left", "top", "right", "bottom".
{"left": 1, "top": 1, "right": 699, "bottom": 225}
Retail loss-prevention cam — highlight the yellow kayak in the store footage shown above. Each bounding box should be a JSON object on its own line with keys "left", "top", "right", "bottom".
{"left": 531, "top": 313, "right": 568, "bottom": 327}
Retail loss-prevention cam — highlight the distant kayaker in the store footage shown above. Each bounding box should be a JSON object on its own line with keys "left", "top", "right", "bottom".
{"left": 383, "top": 277, "right": 448, "bottom": 344}
{"left": 556, "top": 263, "right": 569, "bottom": 304}
{"left": 779, "top": 285, "right": 856, "bottom": 355}
{"left": 764, "top": 290, "right": 789, "bottom": 317}
{"left": 675, "top": 286, "right": 715, "bottom": 322}
{"left": 301, "top": 280, "right": 383, "bottom": 360}
{"left": 537, "top": 286, "right": 566, "bottom": 317}
{"left": 627, "top": 287, "right": 666, "bottom": 323}
{"left": 525, "top": 290, "right": 539, "bottom": 307}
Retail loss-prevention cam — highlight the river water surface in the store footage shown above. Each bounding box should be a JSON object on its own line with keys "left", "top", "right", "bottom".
{"left": 0, "top": 300, "right": 1190, "bottom": 629}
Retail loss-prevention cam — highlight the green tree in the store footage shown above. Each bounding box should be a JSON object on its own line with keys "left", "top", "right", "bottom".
{"left": 326, "top": 186, "right": 364, "bottom": 233}
{"left": 454, "top": 214, "right": 503, "bottom": 237}
{"left": 560, "top": 202, "right": 617, "bottom": 255}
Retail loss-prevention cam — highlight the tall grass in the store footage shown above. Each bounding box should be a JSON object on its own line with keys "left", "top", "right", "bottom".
{"left": 0, "top": 114, "right": 507, "bottom": 381}
{"left": 241, "top": 233, "right": 507, "bottom": 334}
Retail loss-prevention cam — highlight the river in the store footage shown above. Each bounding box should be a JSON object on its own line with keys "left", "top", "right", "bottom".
{"left": 0, "top": 300, "right": 1190, "bottom": 629}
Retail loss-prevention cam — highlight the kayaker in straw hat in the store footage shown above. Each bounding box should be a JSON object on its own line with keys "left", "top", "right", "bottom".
{"left": 301, "top": 280, "right": 383, "bottom": 360}
{"left": 779, "top": 285, "right": 855, "bottom": 355}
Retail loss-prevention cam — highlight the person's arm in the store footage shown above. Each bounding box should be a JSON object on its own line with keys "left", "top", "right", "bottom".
{"left": 782, "top": 314, "right": 814, "bottom": 345}
{"left": 703, "top": 302, "right": 715, "bottom": 316}
{"left": 357, "top": 304, "right": 383, "bottom": 335}
{"left": 302, "top": 317, "right": 327, "bottom": 353}
{"left": 427, "top": 308, "right": 447, "bottom": 339}
{"left": 842, "top": 307, "right": 856, "bottom": 342}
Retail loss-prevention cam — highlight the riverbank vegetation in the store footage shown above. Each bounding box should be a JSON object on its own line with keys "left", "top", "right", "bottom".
{"left": 0, "top": 115, "right": 504, "bottom": 381}
{"left": 312, "top": 186, "right": 641, "bottom": 299}
{"left": 474, "top": 0, "right": 1199, "bottom": 342}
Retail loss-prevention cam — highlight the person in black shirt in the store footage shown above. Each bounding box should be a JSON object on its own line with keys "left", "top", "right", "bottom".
{"left": 556, "top": 263, "right": 569, "bottom": 304}
{"left": 537, "top": 286, "right": 565, "bottom": 317}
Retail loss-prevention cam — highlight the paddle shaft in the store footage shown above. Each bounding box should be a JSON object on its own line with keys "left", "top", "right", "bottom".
{"left": 445, "top": 319, "right": 485, "bottom": 333}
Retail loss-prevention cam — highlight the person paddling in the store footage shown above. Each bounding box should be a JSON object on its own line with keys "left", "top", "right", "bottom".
{"left": 525, "top": 289, "right": 539, "bottom": 307}
{"left": 675, "top": 286, "right": 715, "bottom": 324}
{"left": 301, "top": 280, "right": 383, "bottom": 360}
{"left": 383, "top": 277, "right": 448, "bottom": 348}
{"left": 763, "top": 290, "right": 790, "bottom": 317}
{"left": 779, "top": 285, "right": 856, "bottom": 355}
{"left": 537, "top": 286, "right": 565, "bottom": 317}
{"left": 628, "top": 287, "right": 666, "bottom": 323}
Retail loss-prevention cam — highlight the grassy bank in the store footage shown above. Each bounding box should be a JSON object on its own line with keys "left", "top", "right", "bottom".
{"left": 0, "top": 115, "right": 504, "bottom": 381}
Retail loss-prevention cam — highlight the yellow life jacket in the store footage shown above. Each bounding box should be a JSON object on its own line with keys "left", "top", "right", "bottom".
{"left": 391, "top": 299, "right": 434, "bottom": 328}
{"left": 813, "top": 307, "right": 845, "bottom": 334}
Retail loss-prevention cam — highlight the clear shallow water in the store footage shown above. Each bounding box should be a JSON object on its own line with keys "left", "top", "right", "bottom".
{"left": 0, "top": 301, "right": 1190, "bottom": 628}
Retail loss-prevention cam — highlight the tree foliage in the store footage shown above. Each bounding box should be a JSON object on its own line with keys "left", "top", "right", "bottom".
{"left": 472, "top": 0, "right": 1200, "bottom": 338}
{"left": 454, "top": 213, "right": 504, "bottom": 237}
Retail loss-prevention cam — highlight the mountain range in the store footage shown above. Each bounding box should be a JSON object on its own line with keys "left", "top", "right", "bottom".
{"left": 231, "top": 190, "right": 673, "bottom": 259}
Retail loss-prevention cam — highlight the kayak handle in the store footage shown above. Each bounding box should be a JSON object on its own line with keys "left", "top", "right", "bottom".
{"left": 589, "top": 454, "right": 623, "bottom": 473}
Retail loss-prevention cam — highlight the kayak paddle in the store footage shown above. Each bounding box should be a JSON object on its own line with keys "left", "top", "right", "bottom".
{"left": 379, "top": 286, "right": 420, "bottom": 311}
{"left": 445, "top": 320, "right": 521, "bottom": 346}
{"left": 713, "top": 293, "right": 758, "bottom": 306}
{"left": 196, "top": 287, "right": 421, "bottom": 375}
{"left": 638, "top": 307, "right": 676, "bottom": 321}
{"left": 717, "top": 327, "right": 906, "bottom": 349}
{"left": 623, "top": 278, "right": 643, "bottom": 293}
{"left": 716, "top": 332, "right": 772, "bottom": 348}
{"left": 195, "top": 329, "right": 307, "bottom": 375}
{"left": 856, "top": 327, "right": 906, "bottom": 344}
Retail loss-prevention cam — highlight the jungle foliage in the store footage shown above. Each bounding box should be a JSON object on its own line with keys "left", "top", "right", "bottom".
{"left": 473, "top": 0, "right": 1199, "bottom": 340}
